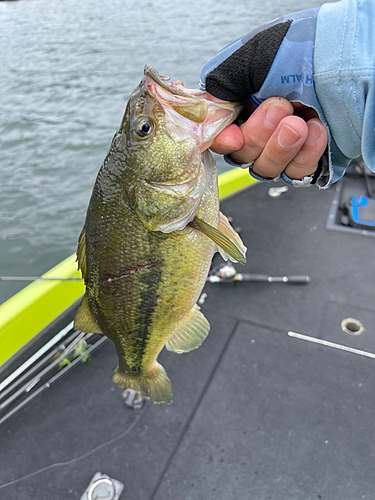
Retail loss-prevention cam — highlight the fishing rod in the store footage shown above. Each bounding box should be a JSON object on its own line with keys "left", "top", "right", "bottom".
{"left": 207, "top": 262, "right": 311, "bottom": 284}
{"left": 0, "top": 331, "right": 88, "bottom": 411}
{"left": 0, "top": 335, "right": 107, "bottom": 426}
{"left": 0, "top": 326, "right": 81, "bottom": 399}
{"left": 0, "top": 276, "right": 83, "bottom": 282}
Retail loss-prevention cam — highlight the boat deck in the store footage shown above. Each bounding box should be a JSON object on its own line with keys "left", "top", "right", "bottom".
{"left": 1, "top": 177, "right": 375, "bottom": 500}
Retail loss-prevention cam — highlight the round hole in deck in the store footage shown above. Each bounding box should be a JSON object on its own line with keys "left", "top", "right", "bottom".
{"left": 341, "top": 317, "right": 364, "bottom": 336}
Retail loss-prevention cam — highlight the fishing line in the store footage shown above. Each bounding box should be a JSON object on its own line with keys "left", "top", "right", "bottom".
{"left": 0, "top": 404, "right": 148, "bottom": 490}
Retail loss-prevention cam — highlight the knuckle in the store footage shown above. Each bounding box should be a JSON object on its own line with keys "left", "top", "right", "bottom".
{"left": 285, "top": 152, "right": 319, "bottom": 179}
{"left": 261, "top": 148, "right": 288, "bottom": 170}
{"left": 288, "top": 154, "right": 309, "bottom": 170}
{"left": 243, "top": 133, "right": 265, "bottom": 155}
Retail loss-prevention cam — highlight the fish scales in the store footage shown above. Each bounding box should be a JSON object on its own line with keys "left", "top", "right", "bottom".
{"left": 74, "top": 66, "right": 246, "bottom": 403}
{"left": 86, "top": 155, "right": 217, "bottom": 375}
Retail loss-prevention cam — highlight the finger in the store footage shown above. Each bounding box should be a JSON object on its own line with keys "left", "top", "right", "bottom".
{"left": 284, "top": 119, "right": 328, "bottom": 179}
{"left": 251, "top": 115, "right": 309, "bottom": 179}
{"left": 227, "top": 97, "right": 294, "bottom": 163}
{"left": 210, "top": 123, "right": 244, "bottom": 154}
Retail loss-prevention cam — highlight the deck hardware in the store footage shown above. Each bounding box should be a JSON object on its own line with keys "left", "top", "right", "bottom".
{"left": 341, "top": 318, "right": 364, "bottom": 336}
{"left": 122, "top": 388, "right": 146, "bottom": 410}
{"left": 198, "top": 292, "right": 207, "bottom": 305}
{"left": 88, "top": 479, "right": 115, "bottom": 500}
{"left": 268, "top": 186, "right": 288, "bottom": 198}
{"left": 81, "top": 472, "right": 124, "bottom": 500}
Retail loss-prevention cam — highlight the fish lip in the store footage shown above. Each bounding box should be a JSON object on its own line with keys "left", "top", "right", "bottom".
{"left": 144, "top": 64, "right": 203, "bottom": 101}
{"left": 143, "top": 64, "right": 241, "bottom": 111}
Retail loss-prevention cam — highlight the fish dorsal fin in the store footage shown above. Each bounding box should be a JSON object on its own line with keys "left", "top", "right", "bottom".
{"left": 76, "top": 226, "right": 87, "bottom": 283}
{"left": 73, "top": 295, "right": 103, "bottom": 334}
{"left": 189, "top": 216, "right": 246, "bottom": 265}
{"left": 166, "top": 304, "right": 210, "bottom": 354}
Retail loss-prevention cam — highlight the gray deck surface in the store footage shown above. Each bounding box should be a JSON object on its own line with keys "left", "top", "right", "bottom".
{"left": 1, "top": 180, "right": 375, "bottom": 500}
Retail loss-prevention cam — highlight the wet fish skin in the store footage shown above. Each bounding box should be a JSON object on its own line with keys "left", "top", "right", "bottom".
{"left": 74, "top": 66, "right": 246, "bottom": 403}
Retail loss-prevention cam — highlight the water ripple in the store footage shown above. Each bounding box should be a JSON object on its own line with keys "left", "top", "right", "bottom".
{"left": 0, "top": 0, "right": 325, "bottom": 303}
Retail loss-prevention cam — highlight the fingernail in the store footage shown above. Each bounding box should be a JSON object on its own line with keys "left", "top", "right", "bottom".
{"left": 305, "top": 120, "right": 323, "bottom": 145}
{"left": 278, "top": 125, "right": 301, "bottom": 148}
{"left": 265, "top": 106, "right": 288, "bottom": 128}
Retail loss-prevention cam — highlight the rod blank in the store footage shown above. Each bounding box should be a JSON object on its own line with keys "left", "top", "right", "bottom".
{"left": 0, "top": 276, "right": 83, "bottom": 282}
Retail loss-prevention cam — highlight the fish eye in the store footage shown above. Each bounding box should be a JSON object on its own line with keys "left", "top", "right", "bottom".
{"left": 134, "top": 117, "right": 154, "bottom": 138}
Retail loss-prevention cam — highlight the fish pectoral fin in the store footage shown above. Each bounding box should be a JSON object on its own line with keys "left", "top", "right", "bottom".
{"left": 73, "top": 295, "right": 103, "bottom": 334}
{"left": 113, "top": 363, "right": 172, "bottom": 404}
{"left": 216, "top": 211, "right": 247, "bottom": 264}
{"left": 189, "top": 216, "right": 246, "bottom": 265}
{"left": 166, "top": 304, "right": 210, "bottom": 354}
{"left": 76, "top": 226, "right": 87, "bottom": 282}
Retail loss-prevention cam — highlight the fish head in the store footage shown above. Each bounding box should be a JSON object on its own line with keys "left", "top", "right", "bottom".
{"left": 120, "top": 65, "right": 242, "bottom": 232}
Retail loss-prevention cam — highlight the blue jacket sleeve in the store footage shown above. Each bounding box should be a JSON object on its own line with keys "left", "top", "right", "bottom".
{"left": 315, "top": 0, "right": 375, "bottom": 180}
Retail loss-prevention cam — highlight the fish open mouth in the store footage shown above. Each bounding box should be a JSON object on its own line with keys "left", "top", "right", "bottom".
{"left": 143, "top": 65, "right": 243, "bottom": 151}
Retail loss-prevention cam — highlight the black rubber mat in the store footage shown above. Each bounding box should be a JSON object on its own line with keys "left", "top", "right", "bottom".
{"left": 207, "top": 181, "right": 374, "bottom": 341}
{"left": 154, "top": 321, "right": 375, "bottom": 500}
{"left": 1, "top": 180, "right": 374, "bottom": 500}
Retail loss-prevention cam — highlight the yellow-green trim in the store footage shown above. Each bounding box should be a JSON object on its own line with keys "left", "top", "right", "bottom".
{"left": 0, "top": 256, "right": 84, "bottom": 366}
{"left": 218, "top": 167, "right": 257, "bottom": 200}
{"left": 0, "top": 168, "right": 256, "bottom": 367}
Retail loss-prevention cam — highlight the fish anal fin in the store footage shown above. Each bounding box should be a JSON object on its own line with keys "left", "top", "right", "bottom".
{"left": 76, "top": 226, "right": 87, "bottom": 283}
{"left": 113, "top": 363, "right": 172, "bottom": 404}
{"left": 190, "top": 217, "right": 246, "bottom": 264}
{"left": 73, "top": 295, "right": 103, "bottom": 334}
{"left": 166, "top": 304, "right": 210, "bottom": 354}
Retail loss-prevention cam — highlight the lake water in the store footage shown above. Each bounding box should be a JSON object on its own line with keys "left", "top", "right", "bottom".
{"left": 0, "top": 0, "right": 326, "bottom": 305}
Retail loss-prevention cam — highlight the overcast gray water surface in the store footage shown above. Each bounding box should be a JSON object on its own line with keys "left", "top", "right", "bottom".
{"left": 0, "top": 0, "right": 326, "bottom": 305}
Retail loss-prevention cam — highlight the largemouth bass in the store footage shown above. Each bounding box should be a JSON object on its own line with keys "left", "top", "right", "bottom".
{"left": 74, "top": 65, "right": 246, "bottom": 403}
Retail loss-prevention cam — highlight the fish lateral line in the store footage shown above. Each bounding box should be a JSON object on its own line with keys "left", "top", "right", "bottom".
{"left": 100, "top": 261, "right": 159, "bottom": 283}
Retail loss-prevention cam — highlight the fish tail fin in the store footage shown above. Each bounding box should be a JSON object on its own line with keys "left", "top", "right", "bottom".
{"left": 112, "top": 363, "right": 172, "bottom": 404}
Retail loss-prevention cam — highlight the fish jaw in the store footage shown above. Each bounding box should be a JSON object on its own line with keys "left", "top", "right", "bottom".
{"left": 143, "top": 65, "right": 243, "bottom": 151}
{"left": 135, "top": 156, "right": 207, "bottom": 233}
{"left": 133, "top": 148, "right": 218, "bottom": 234}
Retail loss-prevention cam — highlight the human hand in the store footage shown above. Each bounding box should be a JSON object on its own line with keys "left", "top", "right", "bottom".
{"left": 200, "top": 8, "right": 336, "bottom": 186}
{"left": 210, "top": 97, "right": 328, "bottom": 181}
